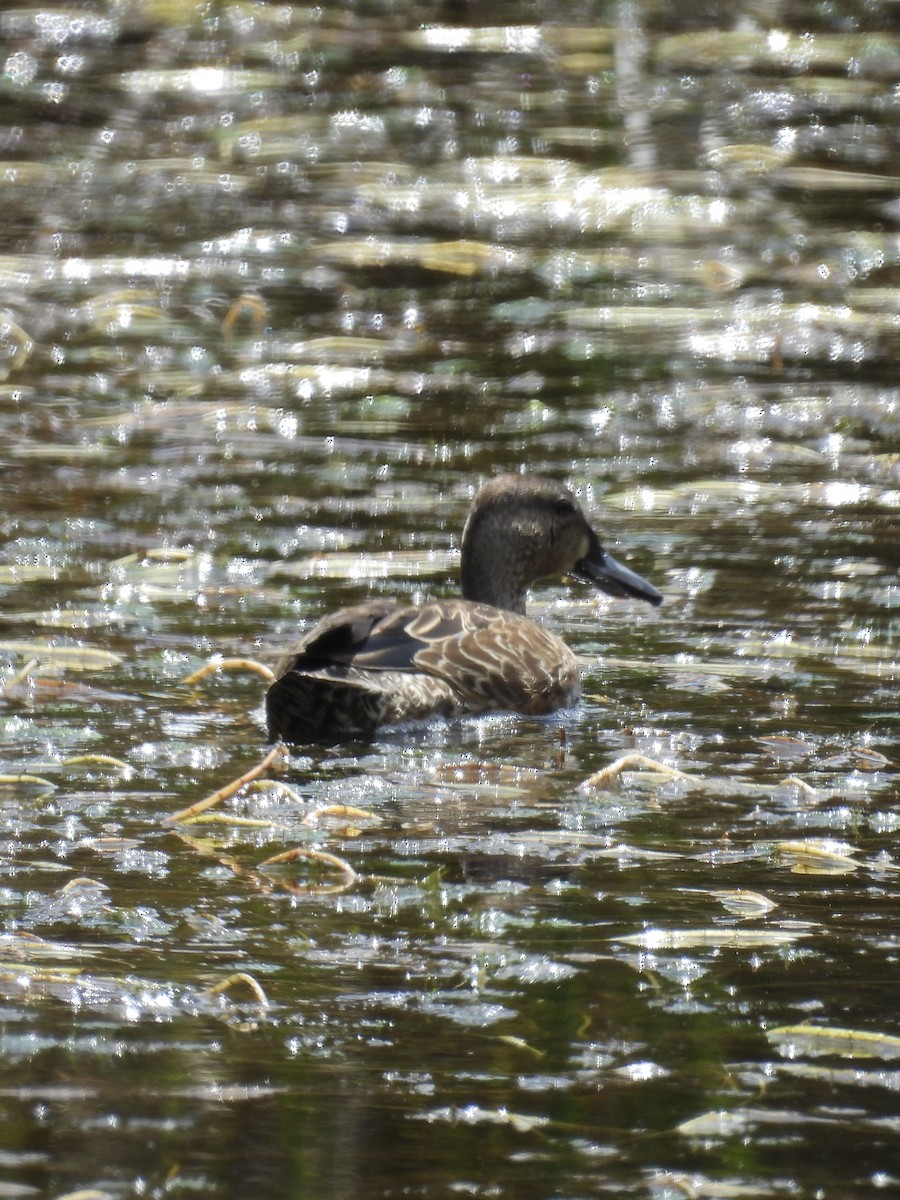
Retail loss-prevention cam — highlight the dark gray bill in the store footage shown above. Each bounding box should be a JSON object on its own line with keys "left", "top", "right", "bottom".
{"left": 573, "top": 540, "right": 663, "bottom": 607}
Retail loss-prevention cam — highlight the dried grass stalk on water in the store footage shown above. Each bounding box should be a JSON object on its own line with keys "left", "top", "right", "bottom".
{"left": 63, "top": 754, "right": 130, "bottom": 769}
{"left": 258, "top": 846, "right": 358, "bottom": 893}
{"left": 182, "top": 658, "right": 275, "bottom": 685}
{"left": 302, "top": 803, "right": 378, "bottom": 825}
{"left": 179, "top": 813, "right": 287, "bottom": 829}
{"left": 0, "top": 641, "right": 123, "bottom": 670}
{"left": 0, "top": 773, "right": 57, "bottom": 790}
{"left": 246, "top": 778, "right": 305, "bottom": 804}
{"left": 163, "top": 743, "right": 286, "bottom": 824}
{"left": 581, "top": 753, "right": 695, "bottom": 789}
{"left": 199, "top": 971, "right": 270, "bottom": 1008}
{"left": 222, "top": 292, "right": 267, "bottom": 337}
{"left": 0, "top": 656, "right": 39, "bottom": 696}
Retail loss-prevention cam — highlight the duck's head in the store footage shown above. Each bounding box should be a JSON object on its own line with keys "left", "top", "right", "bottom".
{"left": 460, "top": 473, "right": 663, "bottom": 614}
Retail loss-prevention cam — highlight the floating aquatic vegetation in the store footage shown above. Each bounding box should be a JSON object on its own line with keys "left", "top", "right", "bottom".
{"left": 3, "top": 608, "right": 129, "bottom": 631}
{"left": 781, "top": 775, "right": 820, "bottom": 799}
{"left": 705, "top": 142, "right": 794, "bottom": 175}
{"left": 222, "top": 292, "right": 268, "bottom": 337}
{"left": 317, "top": 236, "right": 531, "bottom": 277}
{"left": 78, "top": 836, "right": 142, "bottom": 855}
{"left": 647, "top": 1170, "right": 785, "bottom": 1198}
{"left": 164, "top": 744, "right": 286, "bottom": 825}
{"left": 103, "top": 547, "right": 216, "bottom": 605}
{"left": 0, "top": 310, "right": 33, "bottom": 375}
{"left": 605, "top": 479, "right": 900, "bottom": 514}
{"left": 0, "top": 563, "right": 65, "bottom": 584}
{"left": 676, "top": 1107, "right": 817, "bottom": 1139}
{"left": 62, "top": 754, "right": 129, "bottom": 769}
{"left": 74, "top": 286, "right": 166, "bottom": 332}
{"left": 770, "top": 1062, "right": 900, "bottom": 1095}
{"left": 772, "top": 839, "right": 860, "bottom": 875}
{"left": 0, "top": 931, "right": 96, "bottom": 961}
{"left": 199, "top": 971, "right": 270, "bottom": 1009}
{"left": 413, "top": 1103, "right": 550, "bottom": 1132}
{"left": 707, "top": 889, "right": 779, "bottom": 917}
{"left": 0, "top": 641, "right": 122, "bottom": 671}
{"left": 581, "top": 753, "right": 695, "bottom": 790}
{"left": 0, "top": 959, "right": 269, "bottom": 1025}
{"left": 182, "top": 657, "right": 276, "bottom": 686}
{"left": 772, "top": 166, "right": 900, "bottom": 193}
{"left": 403, "top": 25, "right": 545, "bottom": 54}
{"left": 258, "top": 846, "right": 358, "bottom": 894}
{"left": 302, "top": 803, "right": 379, "bottom": 830}
{"left": 0, "top": 655, "right": 40, "bottom": 697}
{"left": 615, "top": 927, "right": 812, "bottom": 950}
{"left": 179, "top": 812, "right": 287, "bottom": 830}
{"left": 849, "top": 747, "right": 892, "bottom": 770}
{"left": 428, "top": 760, "right": 540, "bottom": 794}
{"left": 117, "top": 67, "right": 283, "bottom": 96}
{"left": 246, "top": 778, "right": 305, "bottom": 806}
{"left": 9, "top": 442, "right": 112, "bottom": 462}
{"left": 768, "top": 1025, "right": 900, "bottom": 1061}
{"left": 655, "top": 30, "right": 900, "bottom": 75}
{"left": 403, "top": 23, "right": 615, "bottom": 56}
{"left": 565, "top": 306, "right": 719, "bottom": 333}
{"left": 698, "top": 259, "right": 747, "bottom": 292}
{"left": 276, "top": 549, "right": 455, "bottom": 583}
{"left": 756, "top": 734, "right": 816, "bottom": 758}
{"left": 283, "top": 335, "right": 393, "bottom": 364}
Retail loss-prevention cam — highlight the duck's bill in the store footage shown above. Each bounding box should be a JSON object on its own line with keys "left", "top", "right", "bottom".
{"left": 574, "top": 549, "right": 663, "bottom": 606}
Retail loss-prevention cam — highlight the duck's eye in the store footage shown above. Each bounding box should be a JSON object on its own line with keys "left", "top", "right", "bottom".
{"left": 554, "top": 497, "right": 575, "bottom": 516}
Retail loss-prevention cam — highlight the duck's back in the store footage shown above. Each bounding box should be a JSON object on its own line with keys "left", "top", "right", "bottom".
{"left": 265, "top": 597, "right": 580, "bottom": 743}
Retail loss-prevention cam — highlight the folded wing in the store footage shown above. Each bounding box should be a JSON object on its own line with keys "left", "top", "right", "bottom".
{"left": 267, "top": 598, "right": 580, "bottom": 740}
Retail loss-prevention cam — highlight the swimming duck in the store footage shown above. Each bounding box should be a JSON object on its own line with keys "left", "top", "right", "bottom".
{"left": 265, "top": 473, "right": 662, "bottom": 742}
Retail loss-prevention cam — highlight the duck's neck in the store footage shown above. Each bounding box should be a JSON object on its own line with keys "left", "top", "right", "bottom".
{"left": 460, "top": 537, "right": 529, "bottom": 615}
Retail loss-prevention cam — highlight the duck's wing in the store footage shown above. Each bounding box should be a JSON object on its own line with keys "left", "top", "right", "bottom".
{"left": 294, "top": 599, "right": 577, "bottom": 715}
{"left": 267, "top": 600, "right": 422, "bottom": 742}
{"left": 273, "top": 599, "right": 401, "bottom": 675}
{"left": 405, "top": 600, "right": 580, "bottom": 715}
{"left": 268, "top": 599, "right": 466, "bottom": 741}
{"left": 333, "top": 600, "right": 500, "bottom": 673}
{"left": 270, "top": 599, "right": 578, "bottom": 738}
{"left": 278, "top": 599, "right": 495, "bottom": 674}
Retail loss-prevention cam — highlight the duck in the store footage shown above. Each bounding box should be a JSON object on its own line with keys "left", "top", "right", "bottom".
{"left": 265, "top": 473, "right": 663, "bottom": 743}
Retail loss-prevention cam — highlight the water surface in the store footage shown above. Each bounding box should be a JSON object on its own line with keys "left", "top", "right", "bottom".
{"left": 0, "top": 1, "right": 898, "bottom": 1197}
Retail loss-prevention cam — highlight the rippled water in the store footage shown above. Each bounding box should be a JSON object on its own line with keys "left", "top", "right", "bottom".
{"left": 1, "top": 1, "right": 898, "bottom": 1197}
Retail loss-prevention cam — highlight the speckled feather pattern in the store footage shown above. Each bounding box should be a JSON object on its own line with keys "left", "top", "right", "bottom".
{"left": 265, "top": 598, "right": 581, "bottom": 741}
{"left": 265, "top": 474, "right": 661, "bottom": 743}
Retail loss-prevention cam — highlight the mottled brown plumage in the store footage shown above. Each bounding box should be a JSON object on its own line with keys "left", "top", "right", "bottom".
{"left": 265, "top": 474, "right": 663, "bottom": 742}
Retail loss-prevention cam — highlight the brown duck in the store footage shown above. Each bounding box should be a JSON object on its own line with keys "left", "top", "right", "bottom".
{"left": 266, "top": 473, "right": 662, "bottom": 742}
